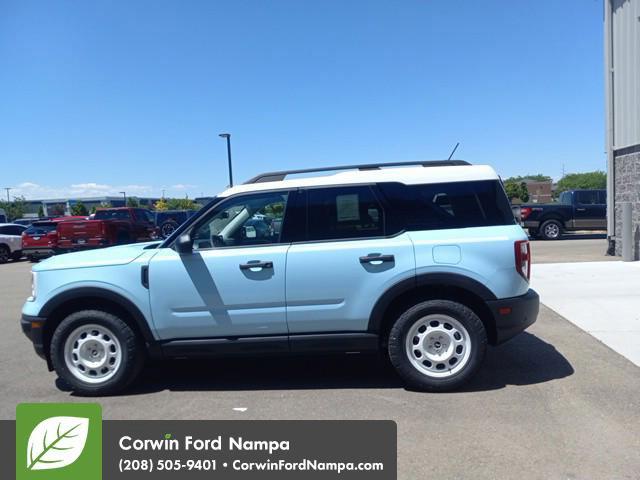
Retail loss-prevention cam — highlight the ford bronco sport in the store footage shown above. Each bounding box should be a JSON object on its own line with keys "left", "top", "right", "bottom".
{"left": 21, "top": 161, "right": 539, "bottom": 395}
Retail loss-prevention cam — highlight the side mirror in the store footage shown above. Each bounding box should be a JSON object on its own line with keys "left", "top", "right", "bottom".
{"left": 175, "top": 233, "right": 193, "bottom": 254}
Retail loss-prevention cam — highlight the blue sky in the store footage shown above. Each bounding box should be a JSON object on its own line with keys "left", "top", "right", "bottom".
{"left": 1, "top": 0, "right": 605, "bottom": 200}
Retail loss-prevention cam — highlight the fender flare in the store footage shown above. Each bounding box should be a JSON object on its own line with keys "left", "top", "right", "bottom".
{"left": 367, "top": 272, "right": 497, "bottom": 332}
{"left": 39, "top": 287, "right": 156, "bottom": 345}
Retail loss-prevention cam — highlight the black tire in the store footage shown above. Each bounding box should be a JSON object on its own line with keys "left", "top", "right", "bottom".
{"left": 160, "top": 220, "right": 179, "bottom": 239}
{"left": 539, "top": 219, "right": 562, "bottom": 240}
{"left": 50, "top": 310, "right": 145, "bottom": 396}
{"left": 0, "top": 245, "right": 9, "bottom": 264}
{"left": 11, "top": 250, "right": 22, "bottom": 261}
{"left": 388, "top": 300, "right": 487, "bottom": 392}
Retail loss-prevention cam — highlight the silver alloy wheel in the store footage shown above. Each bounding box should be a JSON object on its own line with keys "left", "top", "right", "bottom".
{"left": 64, "top": 324, "right": 122, "bottom": 384}
{"left": 544, "top": 222, "right": 560, "bottom": 239}
{"left": 405, "top": 314, "right": 472, "bottom": 378}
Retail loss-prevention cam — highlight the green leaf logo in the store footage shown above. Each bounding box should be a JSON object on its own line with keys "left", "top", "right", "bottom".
{"left": 26, "top": 416, "right": 90, "bottom": 471}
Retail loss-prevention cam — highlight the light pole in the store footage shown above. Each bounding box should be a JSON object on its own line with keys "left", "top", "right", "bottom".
{"left": 4, "top": 187, "right": 11, "bottom": 203}
{"left": 218, "top": 133, "right": 233, "bottom": 187}
{"left": 120, "top": 191, "right": 126, "bottom": 206}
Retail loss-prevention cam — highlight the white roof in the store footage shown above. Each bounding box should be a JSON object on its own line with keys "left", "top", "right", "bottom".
{"left": 0, "top": 223, "right": 23, "bottom": 227}
{"left": 219, "top": 164, "right": 499, "bottom": 197}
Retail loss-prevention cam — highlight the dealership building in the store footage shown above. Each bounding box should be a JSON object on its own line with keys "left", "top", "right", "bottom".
{"left": 22, "top": 196, "right": 160, "bottom": 217}
{"left": 605, "top": 0, "right": 640, "bottom": 259}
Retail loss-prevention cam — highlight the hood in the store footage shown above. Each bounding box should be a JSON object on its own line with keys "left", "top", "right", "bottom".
{"left": 33, "top": 242, "right": 161, "bottom": 272}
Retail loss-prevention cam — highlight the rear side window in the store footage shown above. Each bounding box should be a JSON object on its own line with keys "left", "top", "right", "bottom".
{"left": 0, "top": 225, "right": 25, "bottom": 235}
{"left": 576, "top": 191, "right": 600, "bottom": 205}
{"left": 378, "top": 180, "right": 515, "bottom": 232}
{"left": 306, "top": 186, "right": 384, "bottom": 241}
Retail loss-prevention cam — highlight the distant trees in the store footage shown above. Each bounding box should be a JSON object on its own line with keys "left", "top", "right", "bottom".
{"left": 503, "top": 181, "right": 530, "bottom": 203}
{"left": 154, "top": 197, "right": 199, "bottom": 211}
{"left": 70, "top": 201, "right": 89, "bottom": 216}
{"left": 556, "top": 171, "right": 606, "bottom": 193}
{"left": 49, "top": 203, "right": 67, "bottom": 217}
{"left": 126, "top": 197, "right": 140, "bottom": 207}
{"left": 0, "top": 196, "right": 27, "bottom": 221}
{"left": 506, "top": 174, "right": 552, "bottom": 183}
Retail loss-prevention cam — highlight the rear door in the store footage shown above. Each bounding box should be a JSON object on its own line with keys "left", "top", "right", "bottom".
{"left": 285, "top": 185, "right": 415, "bottom": 334}
{"left": 573, "top": 190, "right": 606, "bottom": 229}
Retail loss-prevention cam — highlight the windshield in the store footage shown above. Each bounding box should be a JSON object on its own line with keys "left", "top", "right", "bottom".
{"left": 94, "top": 210, "right": 131, "bottom": 220}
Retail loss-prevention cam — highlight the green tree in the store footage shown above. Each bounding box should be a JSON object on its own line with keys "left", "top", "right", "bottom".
{"left": 37, "top": 205, "right": 45, "bottom": 218}
{"left": 0, "top": 196, "right": 28, "bottom": 221}
{"left": 126, "top": 197, "right": 140, "bottom": 207}
{"left": 166, "top": 198, "right": 198, "bottom": 210}
{"left": 505, "top": 174, "right": 552, "bottom": 183}
{"left": 154, "top": 198, "right": 169, "bottom": 211}
{"left": 70, "top": 201, "right": 88, "bottom": 216}
{"left": 504, "top": 181, "right": 529, "bottom": 203}
{"left": 556, "top": 171, "right": 606, "bottom": 193}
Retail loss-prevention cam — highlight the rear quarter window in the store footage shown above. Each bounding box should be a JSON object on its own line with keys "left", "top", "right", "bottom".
{"left": 377, "top": 180, "right": 515, "bottom": 232}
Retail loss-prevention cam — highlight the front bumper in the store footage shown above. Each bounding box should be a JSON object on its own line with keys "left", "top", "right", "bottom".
{"left": 487, "top": 289, "right": 539, "bottom": 344}
{"left": 21, "top": 314, "right": 47, "bottom": 360}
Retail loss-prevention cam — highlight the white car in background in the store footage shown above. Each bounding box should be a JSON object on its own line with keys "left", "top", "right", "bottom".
{"left": 0, "top": 223, "right": 27, "bottom": 263}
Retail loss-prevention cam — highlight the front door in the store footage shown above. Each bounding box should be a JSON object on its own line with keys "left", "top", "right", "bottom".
{"left": 148, "top": 191, "right": 292, "bottom": 340}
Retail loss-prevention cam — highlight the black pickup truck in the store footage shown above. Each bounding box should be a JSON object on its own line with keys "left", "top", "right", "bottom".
{"left": 519, "top": 189, "right": 606, "bottom": 240}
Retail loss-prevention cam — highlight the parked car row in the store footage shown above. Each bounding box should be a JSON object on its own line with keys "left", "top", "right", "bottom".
{"left": 0, "top": 207, "right": 204, "bottom": 263}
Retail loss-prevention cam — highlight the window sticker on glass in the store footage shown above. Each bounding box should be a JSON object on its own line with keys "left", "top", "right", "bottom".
{"left": 336, "top": 194, "right": 360, "bottom": 222}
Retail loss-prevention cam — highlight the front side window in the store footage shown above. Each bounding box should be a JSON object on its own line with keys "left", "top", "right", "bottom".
{"left": 306, "top": 186, "right": 384, "bottom": 241}
{"left": 191, "top": 192, "right": 289, "bottom": 249}
{"left": 94, "top": 209, "right": 131, "bottom": 220}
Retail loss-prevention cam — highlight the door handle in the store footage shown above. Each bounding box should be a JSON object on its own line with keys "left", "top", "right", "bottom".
{"left": 576, "top": 208, "right": 586, "bottom": 212}
{"left": 359, "top": 254, "right": 395, "bottom": 264}
{"left": 239, "top": 261, "right": 273, "bottom": 270}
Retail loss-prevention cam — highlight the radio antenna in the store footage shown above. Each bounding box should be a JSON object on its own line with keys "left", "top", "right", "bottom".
{"left": 447, "top": 142, "right": 460, "bottom": 161}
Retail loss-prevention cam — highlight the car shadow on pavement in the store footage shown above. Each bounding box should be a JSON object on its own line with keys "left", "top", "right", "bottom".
{"left": 69, "top": 332, "right": 573, "bottom": 396}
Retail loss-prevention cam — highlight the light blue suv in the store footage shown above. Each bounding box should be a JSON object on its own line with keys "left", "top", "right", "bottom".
{"left": 21, "top": 161, "right": 539, "bottom": 395}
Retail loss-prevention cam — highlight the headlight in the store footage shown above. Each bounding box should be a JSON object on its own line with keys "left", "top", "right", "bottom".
{"left": 28, "top": 271, "right": 37, "bottom": 301}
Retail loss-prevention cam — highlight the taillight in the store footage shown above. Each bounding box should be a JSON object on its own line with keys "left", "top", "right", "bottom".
{"left": 520, "top": 207, "right": 532, "bottom": 220}
{"left": 515, "top": 240, "right": 531, "bottom": 281}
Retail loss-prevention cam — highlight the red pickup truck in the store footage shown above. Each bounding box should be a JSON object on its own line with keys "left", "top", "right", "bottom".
{"left": 21, "top": 217, "right": 88, "bottom": 261}
{"left": 57, "top": 208, "right": 157, "bottom": 251}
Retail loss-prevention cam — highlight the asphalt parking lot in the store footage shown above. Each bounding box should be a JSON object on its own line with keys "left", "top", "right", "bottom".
{"left": 1, "top": 238, "right": 639, "bottom": 479}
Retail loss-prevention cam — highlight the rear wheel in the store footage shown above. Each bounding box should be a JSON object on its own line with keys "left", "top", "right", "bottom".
{"left": 160, "top": 220, "right": 179, "bottom": 238}
{"left": 540, "top": 219, "right": 562, "bottom": 240}
{"left": 11, "top": 250, "right": 22, "bottom": 261}
{"left": 50, "top": 310, "right": 145, "bottom": 396}
{"left": 388, "top": 300, "right": 487, "bottom": 391}
{"left": 0, "top": 246, "right": 9, "bottom": 264}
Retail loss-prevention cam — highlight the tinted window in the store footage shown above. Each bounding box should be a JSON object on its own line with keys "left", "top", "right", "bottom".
{"left": 134, "top": 209, "right": 154, "bottom": 223}
{"left": 94, "top": 209, "right": 131, "bottom": 220}
{"left": 192, "top": 192, "right": 289, "bottom": 249}
{"left": 576, "top": 191, "right": 600, "bottom": 205}
{"left": 559, "top": 192, "right": 572, "bottom": 205}
{"left": 25, "top": 223, "right": 57, "bottom": 235}
{"left": 306, "top": 186, "right": 384, "bottom": 241}
{"left": 378, "top": 180, "right": 514, "bottom": 232}
{"left": 0, "top": 225, "right": 25, "bottom": 235}
{"left": 598, "top": 191, "right": 607, "bottom": 204}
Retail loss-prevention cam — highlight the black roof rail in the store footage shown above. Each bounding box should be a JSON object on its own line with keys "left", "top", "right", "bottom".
{"left": 244, "top": 160, "right": 470, "bottom": 184}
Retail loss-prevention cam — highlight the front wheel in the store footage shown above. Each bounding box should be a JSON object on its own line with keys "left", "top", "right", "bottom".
{"left": 50, "top": 310, "right": 145, "bottom": 396}
{"left": 0, "top": 245, "right": 9, "bottom": 264}
{"left": 388, "top": 300, "right": 487, "bottom": 392}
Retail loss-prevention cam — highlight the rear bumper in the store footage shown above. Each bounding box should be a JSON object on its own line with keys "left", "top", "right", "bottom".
{"left": 487, "top": 289, "right": 539, "bottom": 345}
{"left": 22, "top": 247, "right": 57, "bottom": 259}
{"left": 21, "top": 314, "right": 47, "bottom": 360}
{"left": 523, "top": 220, "right": 540, "bottom": 229}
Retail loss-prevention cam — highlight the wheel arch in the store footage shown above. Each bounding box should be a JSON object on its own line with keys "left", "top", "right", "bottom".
{"left": 39, "top": 287, "right": 159, "bottom": 366}
{"left": 368, "top": 273, "right": 499, "bottom": 345}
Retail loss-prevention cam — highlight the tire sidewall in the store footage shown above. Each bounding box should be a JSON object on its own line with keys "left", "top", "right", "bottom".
{"left": 540, "top": 220, "right": 562, "bottom": 240}
{"left": 50, "top": 310, "right": 143, "bottom": 396}
{"left": 388, "top": 300, "right": 487, "bottom": 391}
